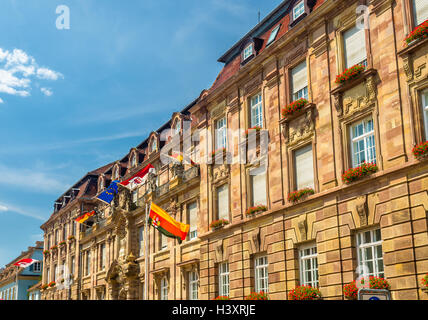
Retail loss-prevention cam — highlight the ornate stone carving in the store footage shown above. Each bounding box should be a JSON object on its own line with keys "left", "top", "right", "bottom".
{"left": 288, "top": 109, "right": 315, "bottom": 146}
{"left": 212, "top": 164, "right": 230, "bottom": 184}
{"left": 298, "top": 216, "right": 307, "bottom": 242}
{"left": 215, "top": 241, "right": 223, "bottom": 263}
{"left": 402, "top": 55, "right": 414, "bottom": 82}
{"left": 171, "top": 162, "right": 185, "bottom": 178}
{"left": 355, "top": 195, "right": 368, "bottom": 227}
{"left": 250, "top": 228, "right": 261, "bottom": 254}
{"left": 167, "top": 197, "right": 180, "bottom": 217}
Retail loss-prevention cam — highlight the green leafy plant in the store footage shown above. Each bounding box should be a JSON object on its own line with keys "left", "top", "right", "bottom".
{"left": 404, "top": 20, "right": 428, "bottom": 45}
{"left": 343, "top": 276, "right": 390, "bottom": 300}
{"left": 335, "top": 64, "right": 366, "bottom": 84}
{"left": 288, "top": 285, "right": 321, "bottom": 300}
{"left": 48, "top": 281, "right": 56, "bottom": 288}
{"left": 245, "top": 205, "right": 267, "bottom": 216}
{"left": 209, "top": 219, "right": 229, "bottom": 230}
{"left": 214, "top": 296, "right": 230, "bottom": 300}
{"left": 412, "top": 141, "right": 428, "bottom": 159}
{"left": 281, "top": 98, "right": 308, "bottom": 119}
{"left": 342, "top": 162, "right": 378, "bottom": 184}
{"left": 288, "top": 188, "right": 315, "bottom": 203}
{"left": 245, "top": 292, "right": 269, "bottom": 300}
{"left": 421, "top": 273, "right": 428, "bottom": 288}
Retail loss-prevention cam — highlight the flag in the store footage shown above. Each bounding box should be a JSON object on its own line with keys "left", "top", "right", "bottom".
{"left": 148, "top": 202, "right": 190, "bottom": 244}
{"left": 75, "top": 210, "right": 96, "bottom": 224}
{"left": 14, "top": 258, "right": 39, "bottom": 268}
{"left": 97, "top": 180, "right": 120, "bottom": 204}
{"left": 119, "top": 164, "right": 155, "bottom": 190}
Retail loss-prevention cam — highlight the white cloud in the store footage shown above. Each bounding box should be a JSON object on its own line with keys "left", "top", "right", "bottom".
{"left": 0, "top": 204, "right": 7, "bottom": 211}
{"left": 0, "top": 201, "right": 46, "bottom": 221}
{"left": 0, "top": 97, "right": 3, "bottom": 104}
{"left": 37, "top": 68, "right": 63, "bottom": 80}
{"left": 0, "top": 47, "right": 63, "bottom": 100}
{"left": 41, "top": 87, "right": 53, "bottom": 96}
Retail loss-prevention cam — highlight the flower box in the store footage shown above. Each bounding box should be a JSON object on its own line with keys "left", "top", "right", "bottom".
{"left": 412, "top": 141, "right": 428, "bottom": 160}
{"left": 41, "top": 284, "right": 49, "bottom": 290}
{"left": 245, "top": 126, "right": 262, "bottom": 138}
{"left": 288, "top": 285, "right": 322, "bottom": 300}
{"left": 209, "top": 219, "right": 229, "bottom": 230}
{"left": 43, "top": 250, "right": 50, "bottom": 256}
{"left": 244, "top": 292, "right": 269, "bottom": 300}
{"left": 214, "top": 296, "right": 230, "bottom": 300}
{"left": 58, "top": 241, "right": 66, "bottom": 247}
{"left": 67, "top": 235, "right": 75, "bottom": 241}
{"left": 421, "top": 273, "right": 428, "bottom": 293}
{"left": 343, "top": 276, "right": 390, "bottom": 300}
{"left": 288, "top": 188, "right": 315, "bottom": 203}
{"left": 404, "top": 20, "right": 428, "bottom": 46}
{"left": 245, "top": 205, "right": 267, "bottom": 216}
{"left": 211, "top": 147, "right": 227, "bottom": 162}
{"left": 48, "top": 281, "right": 56, "bottom": 288}
{"left": 50, "top": 245, "right": 58, "bottom": 251}
{"left": 281, "top": 98, "right": 308, "bottom": 119}
{"left": 335, "top": 64, "right": 366, "bottom": 84}
{"left": 342, "top": 162, "right": 378, "bottom": 184}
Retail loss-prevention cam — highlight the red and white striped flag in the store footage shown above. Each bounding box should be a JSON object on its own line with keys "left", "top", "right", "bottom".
{"left": 13, "top": 258, "right": 39, "bottom": 268}
{"left": 119, "top": 163, "right": 156, "bottom": 190}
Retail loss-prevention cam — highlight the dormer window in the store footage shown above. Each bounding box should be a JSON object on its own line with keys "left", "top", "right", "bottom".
{"left": 131, "top": 154, "right": 137, "bottom": 167}
{"left": 174, "top": 120, "right": 181, "bottom": 135}
{"left": 293, "top": 1, "right": 305, "bottom": 20}
{"left": 151, "top": 138, "right": 157, "bottom": 153}
{"left": 266, "top": 24, "right": 281, "bottom": 47}
{"left": 98, "top": 179, "right": 104, "bottom": 191}
{"left": 113, "top": 167, "right": 119, "bottom": 180}
{"left": 243, "top": 44, "right": 253, "bottom": 61}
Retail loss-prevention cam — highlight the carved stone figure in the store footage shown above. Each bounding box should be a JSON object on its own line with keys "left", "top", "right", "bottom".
{"left": 355, "top": 195, "right": 368, "bottom": 226}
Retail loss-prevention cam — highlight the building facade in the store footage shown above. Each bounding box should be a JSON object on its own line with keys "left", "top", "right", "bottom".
{"left": 0, "top": 242, "right": 43, "bottom": 300}
{"left": 40, "top": 0, "right": 428, "bottom": 300}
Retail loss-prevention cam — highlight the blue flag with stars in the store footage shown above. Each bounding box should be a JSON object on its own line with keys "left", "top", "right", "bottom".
{"left": 97, "top": 180, "right": 120, "bottom": 204}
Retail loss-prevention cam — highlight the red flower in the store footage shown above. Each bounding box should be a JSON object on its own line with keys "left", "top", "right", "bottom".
{"left": 404, "top": 20, "right": 428, "bottom": 45}
{"left": 288, "top": 285, "right": 321, "bottom": 300}
{"left": 245, "top": 292, "right": 269, "bottom": 300}
{"left": 288, "top": 188, "right": 315, "bottom": 203}
{"left": 245, "top": 205, "right": 268, "bottom": 216}
{"left": 209, "top": 219, "right": 229, "bottom": 230}
{"left": 335, "top": 64, "right": 366, "bottom": 84}
{"left": 342, "top": 162, "right": 378, "bottom": 184}
{"left": 281, "top": 98, "right": 308, "bottom": 118}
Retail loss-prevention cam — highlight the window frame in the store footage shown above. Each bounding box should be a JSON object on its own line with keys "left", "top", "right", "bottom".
{"left": 215, "top": 183, "right": 230, "bottom": 221}
{"left": 218, "top": 262, "right": 230, "bottom": 297}
{"left": 249, "top": 93, "right": 263, "bottom": 128}
{"left": 356, "top": 228, "right": 384, "bottom": 278}
{"left": 215, "top": 117, "right": 227, "bottom": 150}
{"left": 243, "top": 43, "right": 254, "bottom": 61}
{"left": 298, "top": 243, "right": 319, "bottom": 287}
{"left": 293, "top": 143, "right": 315, "bottom": 191}
{"left": 160, "top": 277, "right": 168, "bottom": 300}
{"left": 349, "top": 117, "right": 377, "bottom": 168}
{"left": 187, "top": 201, "right": 198, "bottom": 241}
{"left": 266, "top": 24, "right": 281, "bottom": 47}
{"left": 254, "top": 255, "right": 269, "bottom": 293}
{"left": 249, "top": 165, "right": 267, "bottom": 207}
{"left": 293, "top": 1, "right": 305, "bottom": 21}
{"left": 421, "top": 88, "right": 428, "bottom": 140}
{"left": 188, "top": 270, "right": 199, "bottom": 300}
{"left": 290, "top": 60, "right": 309, "bottom": 102}
{"left": 342, "top": 24, "right": 368, "bottom": 70}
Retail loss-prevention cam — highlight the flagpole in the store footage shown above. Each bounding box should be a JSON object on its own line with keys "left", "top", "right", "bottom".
{"left": 144, "top": 201, "right": 149, "bottom": 300}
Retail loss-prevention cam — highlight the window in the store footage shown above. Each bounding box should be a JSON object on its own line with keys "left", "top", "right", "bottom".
{"left": 243, "top": 44, "right": 253, "bottom": 60}
{"left": 160, "top": 277, "right": 168, "bottom": 300}
{"left": 100, "top": 243, "right": 106, "bottom": 270}
{"left": 46, "top": 267, "right": 50, "bottom": 283}
{"left": 356, "top": 229, "right": 384, "bottom": 278}
{"left": 188, "top": 271, "right": 199, "bottom": 300}
{"left": 350, "top": 117, "right": 376, "bottom": 168}
{"left": 250, "top": 93, "right": 263, "bottom": 128}
{"left": 421, "top": 89, "right": 428, "bottom": 140}
{"left": 131, "top": 154, "right": 137, "bottom": 167}
{"left": 174, "top": 120, "right": 181, "bottom": 135}
{"left": 250, "top": 166, "right": 267, "bottom": 206}
{"left": 266, "top": 24, "right": 281, "bottom": 46}
{"left": 291, "top": 60, "right": 308, "bottom": 101}
{"left": 187, "top": 201, "right": 198, "bottom": 241}
{"left": 255, "top": 255, "right": 269, "bottom": 293}
{"left": 218, "top": 262, "right": 229, "bottom": 297}
{"left": 72, "top": 221, "right": 76, "bottom": 236}
{"left": 55, "top": 229, "right": 59, "bottom": 243}
{"left": 33, "top": 262, "right": 41, "bottom": 273}
{"left": 54, "top": 264, "right": 58, "bottom": 281}
{"left": 139, "top": 226, "right": 145, "bottom": 256}
{"left": 85, "top": 251, "right": 91, "bottom": 276}
{"left": 216, "top": 184, "right": 229, "bottom": 220}
{"left": 132, "top": 190, "right": 138, "bottom": 205}
{"left": 70, "top": 256, "right": 75, "bottom": 275}
{"left": 299, "top": 244, "right": 319, "bottom": 287}
{"left": 63, "top": 224, "right": 67, "bottom": 241}
{"left": 293, "top": 1, "right": 305, "bottom": 20}
{"left": 343, "top": 25, "right": 367, "bottom": 69}
{"left": 160, "top": 233, "right": 168, "bottom": 251}
{"left": 294, "top": 144, "right": 315, "bottom": 190}
{"left": 151, "top": 139, "right": 157, "bottom": 152}
{"left": 215, "top": 117, "right": 227, "bottom": 150}
{"left": 412, "top": 0, "right": 428, "bottom": 26}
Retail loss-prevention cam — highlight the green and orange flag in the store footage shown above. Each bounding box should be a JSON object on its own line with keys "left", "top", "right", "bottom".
{"left": 149, "top": 202, "right": 190, "bottom": 244}
{"left": 75, "top": 210, "right": 96, "bottom": 224}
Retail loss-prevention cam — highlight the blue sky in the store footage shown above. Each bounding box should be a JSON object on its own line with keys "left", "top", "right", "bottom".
{"left": 0, "top": 0, "right": 282, "bottom": 267}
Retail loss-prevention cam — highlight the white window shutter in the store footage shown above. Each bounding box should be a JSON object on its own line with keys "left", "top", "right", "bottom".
{"left": 250, "top": 166, "right": 267, "bottom": 206}
{"left": 291, "top": 61, "right": 307, "bottom": 95}
{"left": 413, "top": 0, "right": 428, "bottom": 26}
{"left": 188, "top": 202, "right": 197, "bottom": 232}
{"left": 294, "top": 144, "right": 315, "bottom": 190}
{"left": 217, "top": 184, "right": 229, "bottom": 220}
{"left": 344, "top": 26, "right": 367, "bottom": 68}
